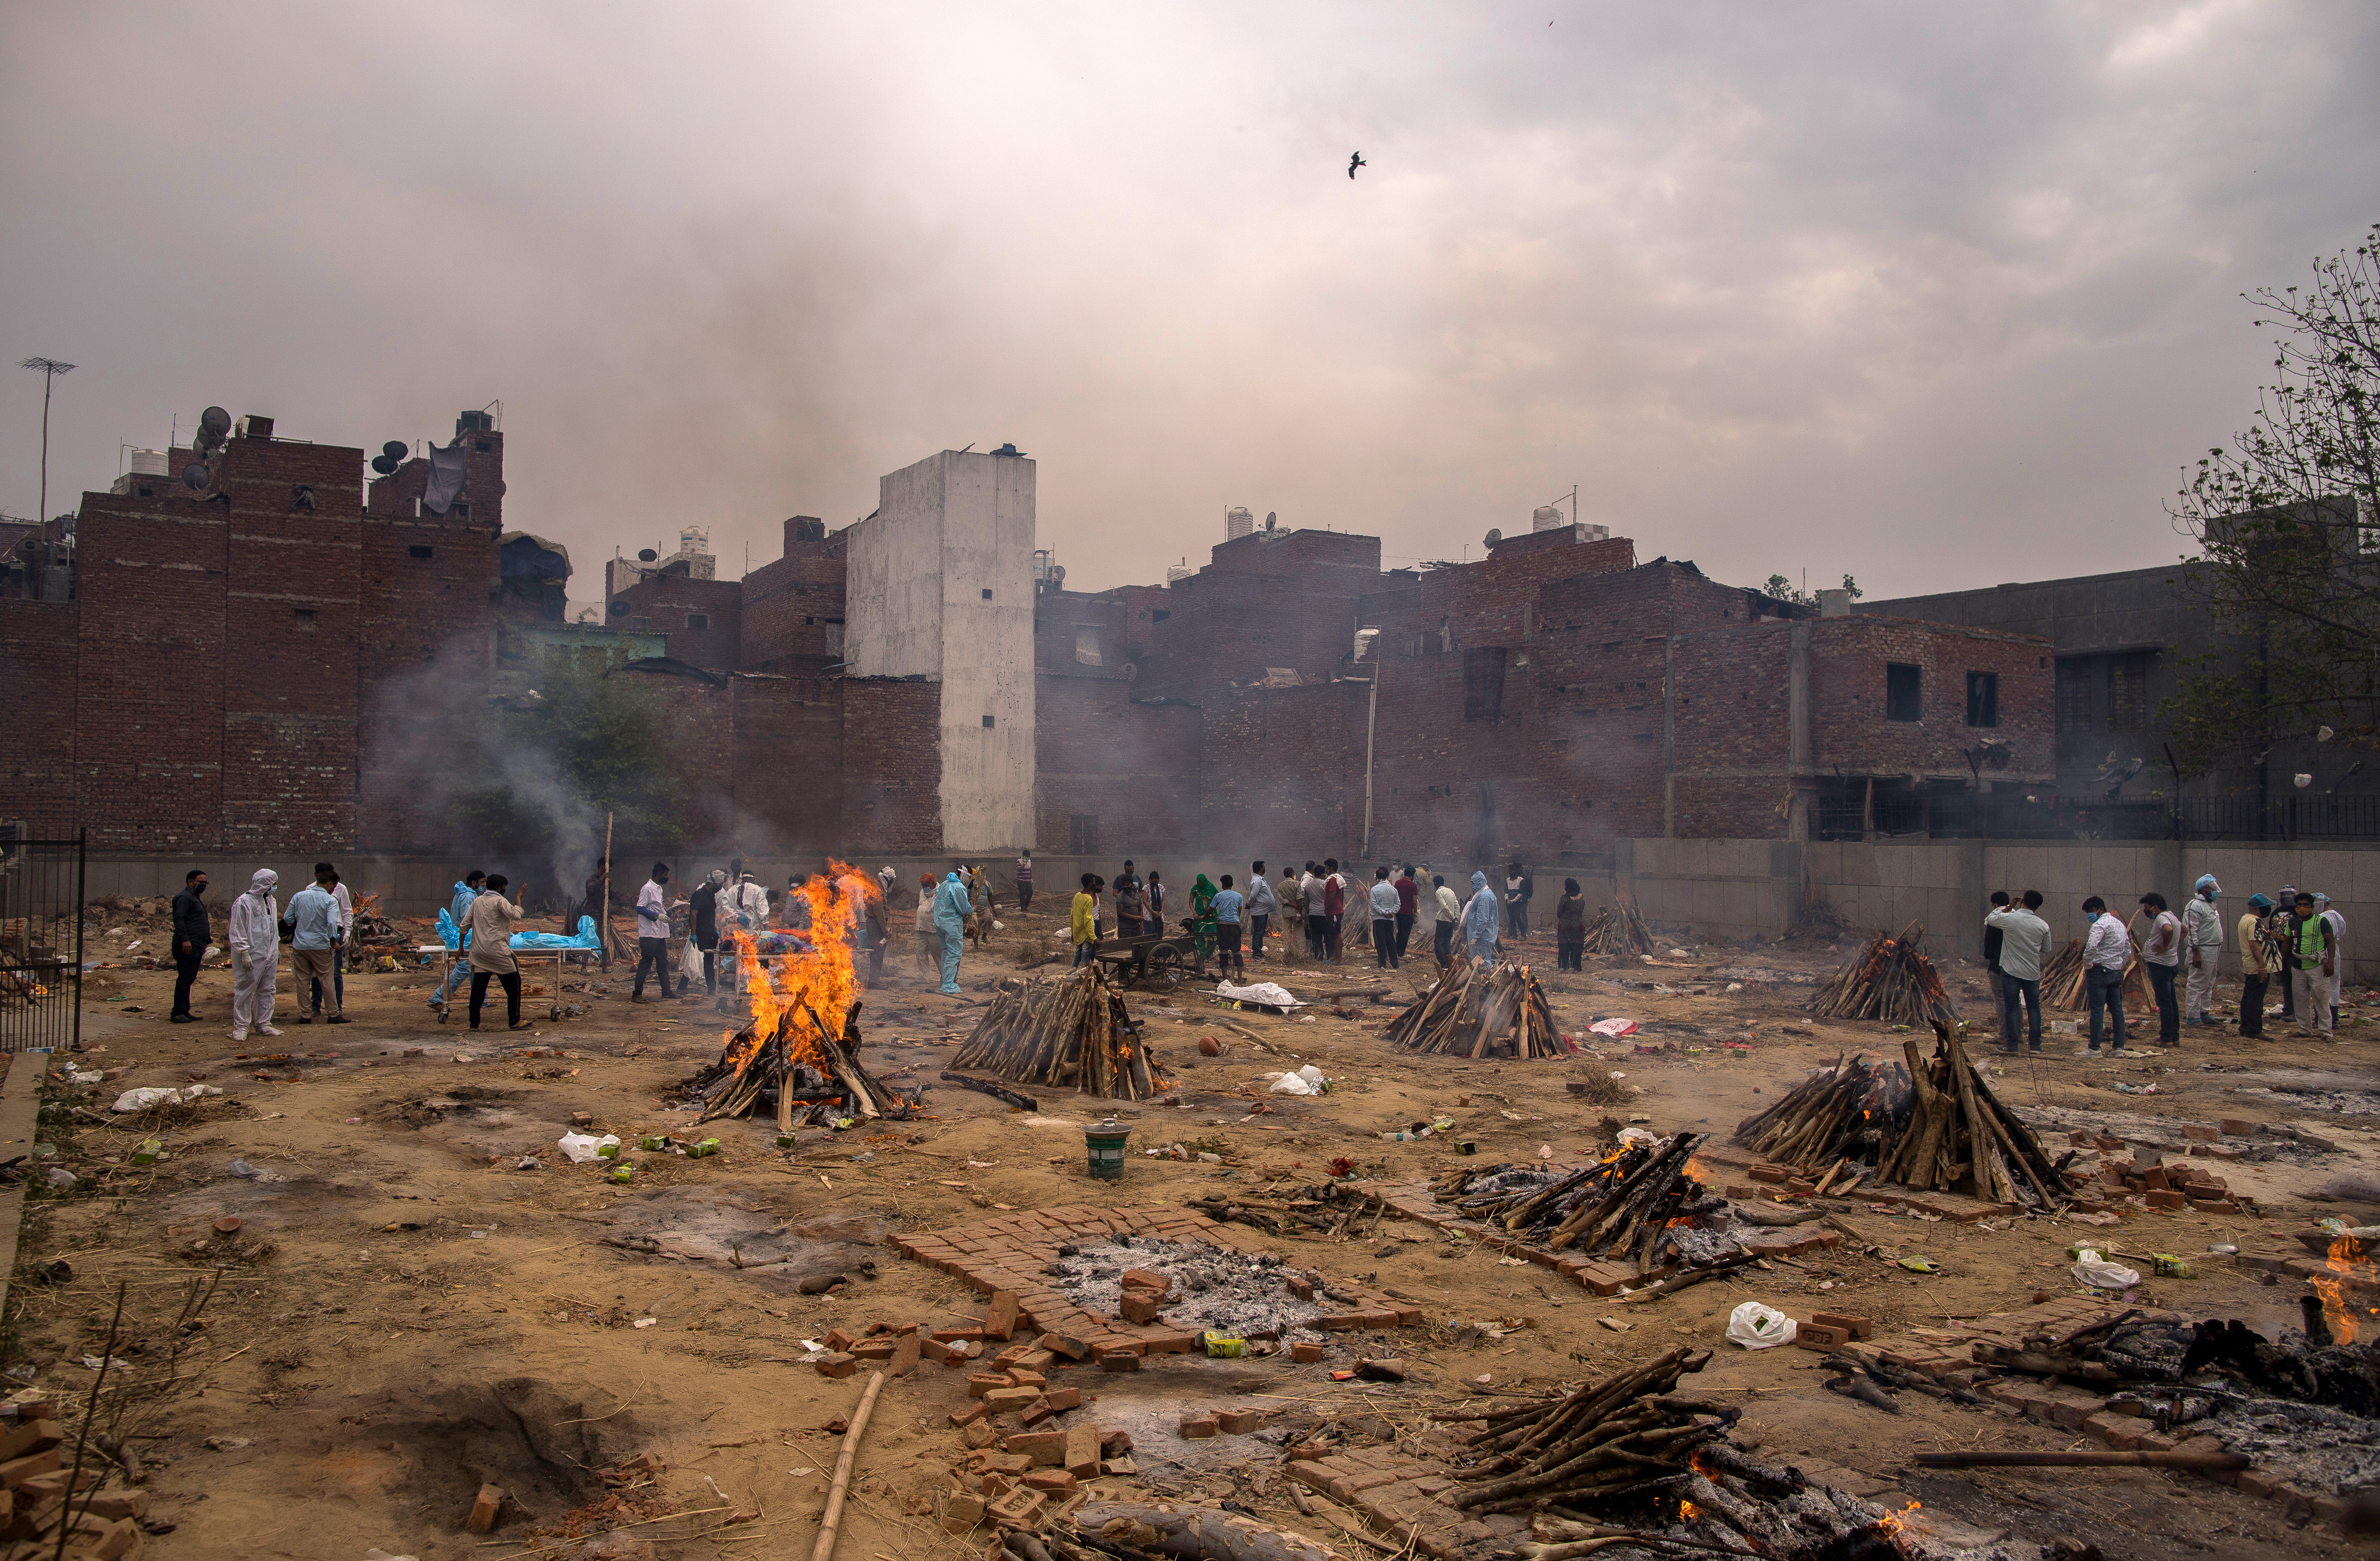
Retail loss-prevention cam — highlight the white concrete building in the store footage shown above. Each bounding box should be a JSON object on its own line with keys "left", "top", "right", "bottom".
{"left": 844, "top": 449, "right": 1037, "bottom": 853}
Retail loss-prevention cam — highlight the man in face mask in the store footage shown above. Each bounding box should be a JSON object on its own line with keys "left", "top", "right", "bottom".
{"left": 689, "top": 869, "right": 725, "bottom": 994}
{"left": 715, "top": 872, "right": 770, "bottom": 1009}
{"left": 226, "top": 868, "right": 283, "bottom": 1042}
{"left": 1463, "top": 870, "right": 1500, "bottom": 964}
{"left": 2079, "top": 895, "right": 2129, "bottom": 1056}
{"left": 170, "top": 869, "right": 210, "bottom": 1023}
{"left": 632, "top": 862, "right": 674, "bottom": 1002}
{"left": 933, "top": 869, "right": 974, "bottom": 995}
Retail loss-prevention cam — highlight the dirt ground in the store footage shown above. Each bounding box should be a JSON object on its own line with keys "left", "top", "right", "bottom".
{"left": 16, "top": 901, "right": 2380, "bottom": 1560}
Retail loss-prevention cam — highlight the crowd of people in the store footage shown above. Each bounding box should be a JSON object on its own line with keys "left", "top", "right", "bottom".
{"left": 1983, "top": 875, "right": 2347, "bottom": 1055}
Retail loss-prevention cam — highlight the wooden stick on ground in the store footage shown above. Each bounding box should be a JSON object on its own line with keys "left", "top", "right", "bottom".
{"left": 1912, "top": 1450, "right": 2247, "bottom": 1470}
{"left": 809, "top": 1369, "right": 885, "bottom": 1561}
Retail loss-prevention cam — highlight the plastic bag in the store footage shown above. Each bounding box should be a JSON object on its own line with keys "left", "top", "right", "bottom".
{"left": 1588, "top": 1018, "right": 1638, "bottom": 1038}
{"left": 679, "top": 938, "right": 705, "bottom": 987}
{"left": 1616, "top": 1126, "right": 1661, "bottom": 1149}
{"left": 1726, "top": 1302, "right": 1797, "bottom": 1349}
{"left": 1268, "top": 1073, "right": 1316, "bottom": 1096}
{"left": 557, "top": 1132, "right": 620, "bottom": 1164}
{"left": 111, "top": 1084, "right": 222, "bottom": 1113}
{"left": 2071, "top": 1249, "right": 2140, "bottom": 1290}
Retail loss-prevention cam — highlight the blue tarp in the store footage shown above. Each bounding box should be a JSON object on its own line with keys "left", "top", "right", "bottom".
{"left": 433, "top": 910, "right": 604, "bottom": 951}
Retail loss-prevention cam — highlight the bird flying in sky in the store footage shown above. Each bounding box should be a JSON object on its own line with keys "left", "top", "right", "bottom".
{"left": 1348, "top": 152, "right": 1365, "bottom": 179}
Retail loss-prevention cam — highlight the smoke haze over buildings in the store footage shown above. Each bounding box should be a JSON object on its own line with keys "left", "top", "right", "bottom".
{"left": 4, "top": 3, "right": 2376, "bottom": 600}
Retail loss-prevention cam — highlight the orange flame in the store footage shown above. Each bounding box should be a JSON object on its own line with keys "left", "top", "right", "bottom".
{"left": 2313, "top": 1236, "right": 2367, "bottom": 1344}
{"left": 1877, "top": 1499, "right": 1921, "bottom": 1537}
{"left": 721, "top": 860, "right": 881, "bottom": 1077}
{"left": 1679, "top": 1499, "right": 1699, "bottom": 1520}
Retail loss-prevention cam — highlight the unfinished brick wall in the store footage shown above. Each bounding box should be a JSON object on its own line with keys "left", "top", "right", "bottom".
{"left": 0, "top": 598, "right": 80, "bottom": 836}
{"left": 1807, "top": 617, "right": 2055, "bottom": 779}
{"left": 738, "top": 520, "right": 846, "bottom": 673}
{"left": 1196, "top": 682, "right": 1363, "bottom": 862}
{"left": 728, "top": 674, "right": 848, "bottom": 857}
{"left": 621, "top": 574, "right": 743, "bottom": 669}
{"left": 1136, "top": 530, "right": 1383, "bottom": 702}
{"left": 70, "top": 489, "right": 230, "bottom": 851}
{"left": 840, "top": 678, "right": 943, "bottom": 855}
{"left": 1035, "top": 674, "right": 1202, "bottom": 860}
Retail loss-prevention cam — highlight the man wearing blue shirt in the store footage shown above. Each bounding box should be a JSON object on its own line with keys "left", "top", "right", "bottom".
{"left": 1213, "top": 875, "right": 1246, "bottom": 980}
{"left": 287, "top": 866, "right": 348, "bottom": 1024}
{"left": 431, "top": 871, "right": 485, "bottom": 1015}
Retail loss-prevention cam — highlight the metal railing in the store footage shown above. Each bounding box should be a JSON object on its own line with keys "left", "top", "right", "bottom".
{"left": 0, "top": 829, "right": 83, "bottom": 1052}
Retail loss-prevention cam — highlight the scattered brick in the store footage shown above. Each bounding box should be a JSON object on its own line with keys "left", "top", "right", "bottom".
{"left": 1291, "top": 1341, "right": 1325, "bottom": 1363}
{"left": 467, "top": 1483, "right": 506, "bottom": 1534}
{"left": 1179, "top": 1414, "right": 1219, "bottom": 1439}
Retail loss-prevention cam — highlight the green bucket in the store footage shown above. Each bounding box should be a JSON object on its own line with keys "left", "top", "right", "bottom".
{"left": 1083, "top": 1117, "right": 1133, "bottom": 1181}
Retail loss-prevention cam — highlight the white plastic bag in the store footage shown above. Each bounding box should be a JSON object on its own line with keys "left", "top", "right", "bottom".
{"left": 1726, "top": 1302, "right": 1798, "bottom": 1349}
{"left": 1216, "top": 980, "right": 1301, "bottom": 1008}
{"left": 557, "top": 1132, "right": 620, "bottom": 1164}
{"left": 2071, "top": 1249, "right": 2141, "bottom": 1290}
{"left": 679, "top": 939, "right": 704, "bottom": 987}
{"left": 1268, "top": 1074, "right": 1316, "bottom": 1096}
{"left": 112, "top": 1084, "right": 222, "bottom": 1113}
{"left": 1296, "top": 1064, "right": 1327, "bottom": 1088}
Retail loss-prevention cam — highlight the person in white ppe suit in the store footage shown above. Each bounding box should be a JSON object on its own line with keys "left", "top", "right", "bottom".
{"left": 2181, "top": 874, "right": 2226, "bottom": 1025}
{"left": 227, "top": 868, "right": 284, "bottom": 1042}
{"left": 714, "top": 871, "right": 771, "bottom": 1009}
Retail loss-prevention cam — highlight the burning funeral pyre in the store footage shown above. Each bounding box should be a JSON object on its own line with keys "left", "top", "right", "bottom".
{"left": 1732, "top": 1025, "right": 2069, "bottom": 1207}
{"left": 678, "top": 862, "right": 919, "bottom": 1127}
{"left": 1383, "top": 957, "right": 1571, "bottom": 1059}
{"left": 1806, "top": 922, "right": 1958, "bottom": 1026}
{"left": 1432, "top": 1134, "right": 1720, "bottom": 1276}
{"left": 951, "top": 966, "right": 1167, "bottom": 1099}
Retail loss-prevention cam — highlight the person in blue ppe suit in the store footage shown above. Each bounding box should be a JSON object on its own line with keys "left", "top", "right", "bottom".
{"left": 1462, "top": 870, "right": 1500, "bottom": 963}
{"left": 933, "top": 869, "right": 974, "bottom": 994}
{"left": 431, "top": 871, "right": 485, "bottom": 1014}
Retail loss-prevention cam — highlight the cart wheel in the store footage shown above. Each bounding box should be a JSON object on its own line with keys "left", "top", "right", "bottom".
{"left": 1146, "top": 946, "right": 1184, "bottom": 992}
{"left": 436, "top": 1006, "right": 449, "bottom": 1024}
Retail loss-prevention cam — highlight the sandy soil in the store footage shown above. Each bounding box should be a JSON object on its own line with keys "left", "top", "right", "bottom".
{"left": 15, "top": 902, "right": 2380, "bottom": 1560}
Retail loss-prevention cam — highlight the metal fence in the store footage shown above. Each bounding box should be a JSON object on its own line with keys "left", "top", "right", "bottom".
{"left": 1814, "top": 792, "right": 2380, "bottom": 843}
{"left": 0, "top": 829, "right": 83, "bottom": 1052}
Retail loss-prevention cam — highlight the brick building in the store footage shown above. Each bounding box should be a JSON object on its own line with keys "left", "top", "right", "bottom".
{"left": 4, "top": 422, "right": 2057, "bottom": 875}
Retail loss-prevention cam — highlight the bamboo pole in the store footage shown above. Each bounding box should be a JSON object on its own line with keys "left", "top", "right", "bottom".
{"left": 810, "top": 1369, "right": 886, "bottom": 1561}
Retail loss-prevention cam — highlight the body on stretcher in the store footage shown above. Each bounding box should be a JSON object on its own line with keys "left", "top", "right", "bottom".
{"left": 422, "top": 913, "right": 603, "bottom": 1023}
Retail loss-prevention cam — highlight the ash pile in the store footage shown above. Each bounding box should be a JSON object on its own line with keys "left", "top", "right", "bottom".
{"left": 1041, "top": 1234, "right": 1328, "bottom": 1340}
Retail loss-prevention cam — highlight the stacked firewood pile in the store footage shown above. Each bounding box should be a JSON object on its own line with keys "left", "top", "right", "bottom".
{"left": 951, "top": 966, "right": 1165, "bottom": 1099}
{"left": 1383, "top": 958, "right": 1569, "bottom": 1059}
{"left": 2040, "top": 938, "right": 2154, "bottom": 1012}
{"left": 1730, "top": 1054, "right": 1909, "bottom": 1183}
{"left": 1879, "top": 1025, "right": 2069, "bottom": 1206}
{"left": 1807, "top": 922, "right": 1958, "bottom": 1026}
{"left": 681, "top": 1000, "right": 919, "bottom": 1127}
{"left": 1578, "top": 896, "right": 1656, "bottom": 958}
{"left": 1450, "top": 1347, "right": 1729, "bottom": 1515}
{"left": 1430, "top": 1133, "right": 1730, "bottom": 1277}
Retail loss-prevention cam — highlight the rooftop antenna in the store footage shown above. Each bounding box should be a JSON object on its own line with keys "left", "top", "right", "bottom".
{"left": 18, "top": 357, "right": 76, "bottom": 524}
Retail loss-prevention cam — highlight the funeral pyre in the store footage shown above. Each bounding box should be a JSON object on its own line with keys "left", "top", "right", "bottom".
{"left": 1578, "top": 893, "right": 1657, "bottom": 958}
{"left": 1806, "top": 922, "right": 1958, "bottom": 1026}
{"left": 677, "top": 863, "right": 919, "bottom": 1126}
{"left": 1731, "top": 1025, "right": 2072, "bottom": 1208}
{"left": 1383, "top": 956, "right": 1571, "bottom": 1059}
{"left": 951, "top": 966, "right": 1167, "bottom": 1099}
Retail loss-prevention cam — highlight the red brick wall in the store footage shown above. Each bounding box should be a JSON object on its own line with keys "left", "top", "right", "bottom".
{"left": 1035, "top": 674, "right": 1201, "bottom": 858}
{"left": 0, "top": 598, "right": 81, "bottom": 836}
{"left": 622, "top": 575, "right": 743, "bottom": 669}
{"left": 840, "top": 679, "right": 943, "bottom": 855}
{"left": 739, "top": 523, "right": 847, "bottom": 673}
{"left": 1197, "top": 682, "right": 1363, "bottom": 862}
{"left": 1806, "top": 617, "right": 2054, "bottom": 778}
{"left": 70, "top": 490, "right": 231, "bottom": 851}
{"left": 729, "top": 674, "right": 848, "bottom": 856}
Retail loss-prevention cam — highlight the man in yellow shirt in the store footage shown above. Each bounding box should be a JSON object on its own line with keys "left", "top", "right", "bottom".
{"left": 1071, "top": 874, "right": 1099, "bottom": 967}
{"left": 2236, "top": 893, "right": 2274, "bottom": 1039}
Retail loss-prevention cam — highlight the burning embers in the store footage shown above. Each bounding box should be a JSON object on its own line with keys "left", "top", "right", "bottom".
{"left": 683, "top": 862, "right": 911, "bottom": 1128}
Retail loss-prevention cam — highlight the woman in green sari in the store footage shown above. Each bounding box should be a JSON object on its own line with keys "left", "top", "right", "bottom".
{"left": 1190, "top": 873, "right": 1220, "bottom": 958}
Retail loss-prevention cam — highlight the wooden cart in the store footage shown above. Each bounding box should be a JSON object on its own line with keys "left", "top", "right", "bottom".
{"left": 1087, "top": 920, "right": 1209, "bottom": 994}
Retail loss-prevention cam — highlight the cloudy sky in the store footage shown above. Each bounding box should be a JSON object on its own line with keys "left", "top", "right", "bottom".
{"left": 4, "top": 2, "right": 2375, "bottom": 601}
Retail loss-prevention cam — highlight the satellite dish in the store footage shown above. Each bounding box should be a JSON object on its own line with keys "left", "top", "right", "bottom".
{"left": 1120, "top": 662, "right": 1139, "bottom": 680}
{"left": 637, "top": 548, "right": 658, "bottom": 562}
{"left": 1484, "top": 527, "right": 1503, "bottom": 546}
{"left": 369, "top": 440, "right": 408, "bottom": 476}
{"left": 181, "top": 463, "right": 210, "bottom": 491}
{"left": 609, "top": 599, "right": 631, "bottom": 617}
{"left": 194, "top": 407, "right": 232, "bottom": 457}
{"left": 1264, "top": 511, "right": 1277, "bottom": 529}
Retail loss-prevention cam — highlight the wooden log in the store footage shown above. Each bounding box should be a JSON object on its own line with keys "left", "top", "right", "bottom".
{"left": 1912, "top": 1450, "right": 2245, "bottom": 1471}
{"left": 809, "top": 1369, "right": 885, "bottom": 1561}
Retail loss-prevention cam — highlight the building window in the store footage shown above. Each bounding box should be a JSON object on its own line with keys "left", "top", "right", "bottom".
{"left": 1069, "top": 814, "right": 1099, "bottom": 854}
{"left": 1884, "top": 663, "right": 1922, "bottom": 722}
{"left": 1463, "top": 647, "right": 1507, "bottom": 721}
{"left": 2107, "top": 651, "right": 2152, "bottom": 728}
{"left": 686, "top": 613, "right": 709, "bottom": 630}
{"left": 981, "top": 588, "right": 994, "bottom": 601}
{"left": 408, "top": 545, "right": 434, "bottom": 559}
{"left": 982, "top": 714, "right": 996, "bottom": 728}
{"left": 1152, "top": 609, "right": 1170, "bottom": 622}
{"left": 1965, "top": 671, "right": 1998, "bottom": 728}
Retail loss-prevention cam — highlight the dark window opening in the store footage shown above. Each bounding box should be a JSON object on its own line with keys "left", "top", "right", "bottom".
{"left": 1463, "top": 646, "right": 1507, "bottom": 722}
{"left": 981, "top": 588, "right": 994, "bottom": 600}
{"left": 1965, "top": 670, "right": 1999, "bottom": 728}
{"left": 686, "top": 613, "right": 709, "bottom": 630}
{"left": 137, "top": 485, "right": 153, "bottom": 497}
{"left": 474, "top": 440, "right": 491, "bottom": 452}
{"left": 982, "top": 714, "right": 996, "bottom": 728}
{"left": 1152, "top": 609, "right": 1170, "bottom": 622}
{"left": 408, "top": 545, "right": 435, "bottom": 559}
{"left": 2107, "top": 651, "right": 2151, "bottom": 728}
{"left": 1885, "top": 663, "right": 1922, "bottom": 722}
{"left": 805, "top": 616, "right": 815, "bottom": 624}
{"left": 294, "top": 607, "right": 318, "bottom": 624}
{"left": 825, "top": 617, "right": 844, "bottom": 625}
